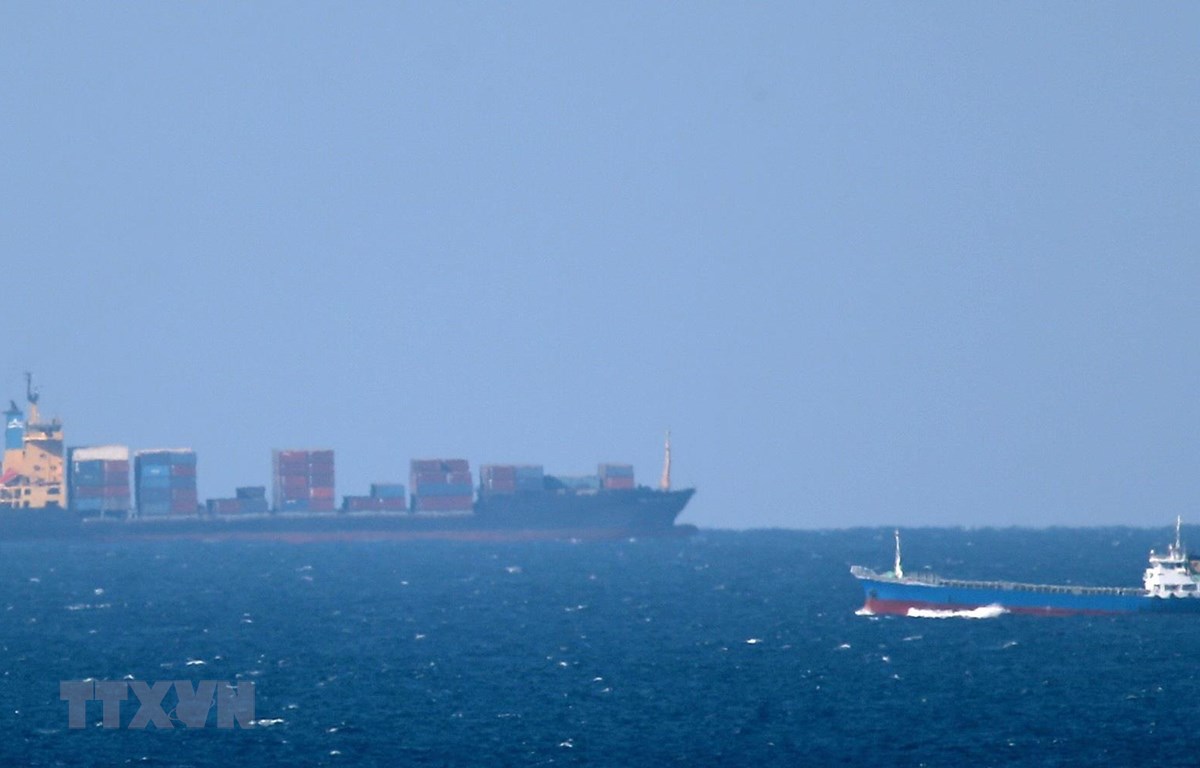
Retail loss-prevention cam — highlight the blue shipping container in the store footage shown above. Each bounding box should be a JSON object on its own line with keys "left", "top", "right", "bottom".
{"left": 370, "top": 484, "right": 407, "bottom": 499}
{"left": 139, "top": 474, "right": 172, "bottom": 490}
{"left": 413, "top": 483, "right": 473, "bottom": 497}
{"left": 138, "top": 488, "right": 171, "bottom": 503}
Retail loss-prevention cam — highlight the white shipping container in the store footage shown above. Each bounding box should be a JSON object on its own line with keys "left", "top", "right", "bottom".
{"left": 71, "top": 445, "right": 129, "bottom": 462}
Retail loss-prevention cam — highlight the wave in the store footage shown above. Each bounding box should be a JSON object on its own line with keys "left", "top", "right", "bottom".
{"left": 906, "top": 604, "right": 1008, "bottom": 619}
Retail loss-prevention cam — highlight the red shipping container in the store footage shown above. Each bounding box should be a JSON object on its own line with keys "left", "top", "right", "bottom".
{"left": 277, "top": 463, "right": 309, "bottom": 476}
{"left": 443, "top": 459, "right": 469, "bottom": 473}
{"left": 170, "top": 464, "right": 196, "bottom": 477}
{"left": 309, "top": 450, "right": 334, "bottom": 463}
{"left": 281, "top": 475, "right": 309, "bottom": 490}
{"left": 308, "top": 473, "right": 335, "bottom": 487}
{"left": 72, "top": 486, "right": 105, "bottom": 499}
{"left": 411, "top": 459, "right": 443, "bottom": 473}
{"left": 103, "top": 460, "right": 131, "bottom": 473}
{"left": 276, "top": 450, "right": 309, "bottom": 462}
{"left": 380, "top": 497, "right": 407, "bottom": 511}
{"left": 447, "top": 471, "right": 472, "bottom": 485}
{"left": 309, "top": 498, "right": 335, "bottom": 512}
{"left": 412, "top": 471, "right": 447, "bottom": 487}
{"left": 484, "top": 465, "right": 517, "bottom": 481}
{"left": 309, "top": 486, "right": 334, "bottom": 499}
{"left": 602, "top": 477, "right": 636, "bottom": 490}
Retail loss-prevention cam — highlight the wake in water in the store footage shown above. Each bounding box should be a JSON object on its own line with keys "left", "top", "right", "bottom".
{"left": 906, "top": 604, "right": 1008, "bottom": 620}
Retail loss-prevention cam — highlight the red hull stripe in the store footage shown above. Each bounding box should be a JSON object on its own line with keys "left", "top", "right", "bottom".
{"left": 863, "top": 596, "right": 1121, "bottom": 617}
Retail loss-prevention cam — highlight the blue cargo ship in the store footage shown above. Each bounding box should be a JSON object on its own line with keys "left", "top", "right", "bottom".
{"left": 851, "top": 520, "right": 1200, "bottom": 616}
{"left": 0, "top": 375, "right": 695, "bottom": 543}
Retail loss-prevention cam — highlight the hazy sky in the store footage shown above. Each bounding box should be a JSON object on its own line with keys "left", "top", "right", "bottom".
{"left": 1, "top": 4, "right": 1196, "bottom": 528}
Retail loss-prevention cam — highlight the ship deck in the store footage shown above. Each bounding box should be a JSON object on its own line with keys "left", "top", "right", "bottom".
{"left": 850, "top": 566, "right": 1146, "bottom": 597}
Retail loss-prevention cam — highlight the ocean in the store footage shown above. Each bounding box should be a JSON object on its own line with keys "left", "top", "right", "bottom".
{"left": 2, "top": 527, "right": 1197, "bottom": 766}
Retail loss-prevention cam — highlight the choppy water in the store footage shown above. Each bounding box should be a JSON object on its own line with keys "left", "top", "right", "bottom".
{"left": 1, "top": 527, "right": 1197, "bottom": 766}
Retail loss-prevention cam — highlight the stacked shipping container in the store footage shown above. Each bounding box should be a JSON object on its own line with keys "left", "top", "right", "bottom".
{"left": 552, "top": 474, "right": 601, "bottom": 491}
{"left": 135, "top": 449, "right": 198, "bottom": 516}
{"left": 67, "top": 445, "right": 131, "bottom": 517}
{"left": 342, "top": 483, "right": 407, "bottom": 512}
{"left": 205, "top": 486, "right": 269, "bottom": 516}
{"left": 480, "top": 465, "right": 545, "bottom": 495}
{"left": 273, "top": 449, "right": 336, "bottom": 512}
{"left": 598, "top": 463, "right": 635, "bottom": 491}
{"left": 410, "top": 459, "right": 473, "bottom": 513}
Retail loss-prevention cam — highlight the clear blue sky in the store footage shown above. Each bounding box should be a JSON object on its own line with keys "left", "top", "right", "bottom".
{"left": 1, "top": 3, "right": 1196, "bottom": 528}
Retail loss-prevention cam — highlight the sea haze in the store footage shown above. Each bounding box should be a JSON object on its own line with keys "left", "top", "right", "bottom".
{"left": 1, "top": 528, "right": 1197, "bottom": 766}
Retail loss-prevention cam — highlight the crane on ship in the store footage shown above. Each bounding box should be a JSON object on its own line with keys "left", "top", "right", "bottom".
{"left": 659, "top": 430, "right": 671, "bottom": 491}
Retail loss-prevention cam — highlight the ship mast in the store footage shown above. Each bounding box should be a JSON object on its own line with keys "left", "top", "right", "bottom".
{"left": 1175, "top": 515, "right": 1183, "bottom": 557}
{"left": 894, "top": 529, "right": 904, "bottom": 578}
{"left": 659, "top": 430, "right": 671, "bottom": 491}
{"left": 24, "top": 372, "right": 40, "bottom": 426}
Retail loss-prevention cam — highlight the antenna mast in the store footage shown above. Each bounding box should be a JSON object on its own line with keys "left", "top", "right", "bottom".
{"left": 659, "top": 430, "right": 671, "bottom": 491}
{"left": 24, "top": 372, "right": 40, "bottom": 424}
{"left": 894, "top": 529, "right": 904, "bottom": 578}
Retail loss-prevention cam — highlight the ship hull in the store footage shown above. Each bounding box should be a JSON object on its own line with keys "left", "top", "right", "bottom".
{"left": 857, "top": 576, "right": 1200, "bottom": 616}
{"left": 0, "top": 488, "right": 696, "bottom": 544}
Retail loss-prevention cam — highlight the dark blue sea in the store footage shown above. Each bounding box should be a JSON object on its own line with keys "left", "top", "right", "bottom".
{"left": 2, "top": 527, "right": 1197, "bottom": 767}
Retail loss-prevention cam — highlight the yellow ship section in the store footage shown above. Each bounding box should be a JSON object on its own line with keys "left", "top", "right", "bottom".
{"left": 0, "top": 374, "right": 65, "bottom": 510}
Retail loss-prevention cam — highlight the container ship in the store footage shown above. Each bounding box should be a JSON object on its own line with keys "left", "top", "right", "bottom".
{"left": 851, "top": 522, "right": 1200, "bottom": 616}
{"left": 0, "top": 375, "right": 694, "bottom": 543}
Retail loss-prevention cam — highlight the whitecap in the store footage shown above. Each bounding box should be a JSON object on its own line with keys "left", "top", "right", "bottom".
{"left": 745, "top": 638, "right": 762, "bottom": 645}
{"left": 854, "top": 607, "right": 874, "bottom": 616}
{"left": 836, "top": 643, "right": 851, "bottom": 650}
{"left": 906, "top": 604, "right": 1008, "bottom": 620}
{"left": 186, "top": 659, "right": 206, "bottom": 666}
{"left": 253, "top": 718, "right": 285, "bottom": 727}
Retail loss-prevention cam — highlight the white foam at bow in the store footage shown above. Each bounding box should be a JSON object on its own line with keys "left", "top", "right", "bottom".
{"left": 906, "top": 604, "right": 1008, "bottom": 619}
